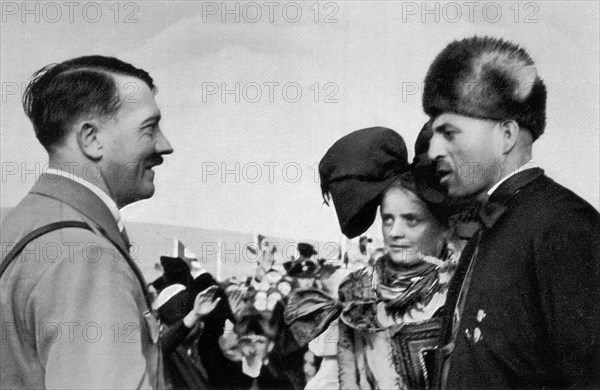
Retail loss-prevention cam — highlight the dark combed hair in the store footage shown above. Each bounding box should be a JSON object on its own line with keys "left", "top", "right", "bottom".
{"left": 236, "top": 308, "right": 274, "bottom": 338}
{"left": 22, "top": 55, "right": 155, "bottom": 150}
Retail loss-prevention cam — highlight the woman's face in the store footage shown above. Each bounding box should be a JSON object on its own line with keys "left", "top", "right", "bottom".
{"left": 381, "top": 187, "right": 448, "bottom": 267}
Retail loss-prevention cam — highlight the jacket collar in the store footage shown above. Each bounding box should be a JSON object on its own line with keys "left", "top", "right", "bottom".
{"left": 30, "top": 173, "right": 129, "bottom": 254}
{"left": 478, "top": 168, "right": 544, "bottom": 229}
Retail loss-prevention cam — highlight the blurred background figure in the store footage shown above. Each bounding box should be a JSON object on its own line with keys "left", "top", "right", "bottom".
{"left": 232, "top": 308, "right": 293, "bottom": 390}
{"left": 151, "top": 254, "right": 194, "bottom": 294}
{"left": 254, "top": 290, "right": 268, "bottom": 312}
{"left": 266, "top": 288, "right": 283, "bottom": 312}
{"left": 154, "top": 284, "right": 222, "bottom": 389}
{"left": 276, "top": 277, "right": 295, "bottom": 297}
{"left": 283, "top": 243, "right": 317, "bottom": 274}
{"left": 284, "top": 243, "right": 320, "bottom": 290}
{"left": 151, "top": 240, "right": 206, "bottom": 294}
{"left": 305, "top": 321, "right": 340, "bottom": 390}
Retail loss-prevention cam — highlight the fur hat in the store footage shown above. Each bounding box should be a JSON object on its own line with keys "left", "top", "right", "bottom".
{"left": 423, "top": 36, "right": 547, "bottom": 140}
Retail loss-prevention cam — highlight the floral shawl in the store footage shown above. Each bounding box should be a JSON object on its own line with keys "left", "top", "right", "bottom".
{"left": 285, "top": 242, "right": 460, "bottom": 389}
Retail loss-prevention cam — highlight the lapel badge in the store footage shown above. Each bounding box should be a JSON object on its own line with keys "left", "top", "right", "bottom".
{"left": 474, "top": 327, "right": 482, "bottom": 343}
{"left": 476, "top": 309, "right": 486, "bottom": 322}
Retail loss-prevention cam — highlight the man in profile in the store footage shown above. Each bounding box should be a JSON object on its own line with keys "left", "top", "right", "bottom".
{"left": 1, "top": 56, "right": 173, "bottom": 388}
{"left": 423, "top": 36, "right": 599, "bottom": 388}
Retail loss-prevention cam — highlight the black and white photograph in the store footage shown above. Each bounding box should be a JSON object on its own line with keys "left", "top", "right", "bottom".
{"left": 1, "top": 1, "right": 598, "bottom": 389}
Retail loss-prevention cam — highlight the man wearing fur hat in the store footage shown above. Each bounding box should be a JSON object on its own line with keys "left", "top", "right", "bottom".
{"left": 424, "top": 36, "right": 600, "bottom": 389}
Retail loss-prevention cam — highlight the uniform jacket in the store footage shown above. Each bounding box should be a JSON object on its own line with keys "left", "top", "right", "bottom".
{"left": 0, "top": 174, "right": 163, "bottom": 389}
{"left": 440, "top": 168, "right": 600, "bottom": 389}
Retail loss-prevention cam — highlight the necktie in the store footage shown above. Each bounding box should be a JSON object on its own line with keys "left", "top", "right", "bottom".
{"left": 120, "top": 226, "right": 132, "bottom": 253}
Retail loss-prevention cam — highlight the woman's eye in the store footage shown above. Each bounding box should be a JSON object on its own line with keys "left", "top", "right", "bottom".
{"left": 383, "top": 217, "right": 393, "bottom": 225}
{"left": 406, "top": 217, "right": 419, "bottom": 226}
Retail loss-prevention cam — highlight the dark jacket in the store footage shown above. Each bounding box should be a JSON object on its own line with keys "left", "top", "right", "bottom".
{"left": 439, "top": 169, "right": 600, "bottom": 389}
{"left": 232, "top": 363, "right": 293, "bottom": 390}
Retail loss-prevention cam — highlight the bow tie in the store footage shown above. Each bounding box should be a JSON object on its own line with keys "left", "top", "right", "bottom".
{"left": 476, "top": 168, "right": 544, "bottom": 229}
{"left": 448, "top": 192, "right": 509, "bottom": 231}
{"left": 449, "top": 200, "right": 507, "bottom": 233}
{"left": 477, "top": 201, "right": 508, "bottom": 229}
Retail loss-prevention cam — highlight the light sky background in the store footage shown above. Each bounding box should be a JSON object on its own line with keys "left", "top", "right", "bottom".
{"left": 1, "top": 1, "right": 598, "bottom": 242}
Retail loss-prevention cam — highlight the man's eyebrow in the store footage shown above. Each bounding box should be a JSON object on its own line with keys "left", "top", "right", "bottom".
{"left": 432, "top": 122, "right": 445, "bottom": 132}
{"left": 141, "top": 114, "right": 161, "bottom": 126}
{"left": 433, "top": 123, "right": 458, "bottom": 133}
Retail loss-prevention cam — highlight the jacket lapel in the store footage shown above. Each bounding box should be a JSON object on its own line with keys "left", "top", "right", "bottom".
{"left": 477, "top": 168, "right": 545, "bottom": 229}
{"left": 30, "top": 174, "right": 129, "bottom": 254}
{"left": 489, "top": 167, "right": 544, "bottom": 204}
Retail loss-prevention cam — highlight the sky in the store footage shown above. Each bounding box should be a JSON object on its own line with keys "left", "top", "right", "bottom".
{"left": 1, "top": 1, "right": 599, "bottom": 242}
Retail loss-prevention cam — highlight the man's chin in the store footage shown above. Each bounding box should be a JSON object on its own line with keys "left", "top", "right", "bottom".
{"left": 446, "top": 183, "right": 473, "bottom": 199}
{"left": 141, "top": 179, "right": 156, "bottom": 197}
{"left": 447, "top": 183, "right": 490, "bottom": 201}
{"left": 439, "top": 179, "right": 461, "bottom": 198}
{"left": 446, "top": 187, "right": 463, "bottom": 198}
{"left": 137, "top": 185, "right": 156, "bottom": 201}
{"left": 121, "top": 186, "right": 155, "bottom": 207}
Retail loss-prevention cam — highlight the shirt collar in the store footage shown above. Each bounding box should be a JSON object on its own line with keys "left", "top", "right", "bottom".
{"left": 242, "top": 356, "right": 265, "bottom": 378}
{"left": 487, "top": 161, "right": 538, "bottom": 197}
{"left": 45, "top": 168, "right": 123, "bottom": 231}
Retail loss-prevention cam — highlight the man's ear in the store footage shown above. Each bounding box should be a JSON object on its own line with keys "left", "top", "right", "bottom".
{"left": 500, "top": 120, "right": 520, "bottom": 154}
{"left": 267, "top": 341, "right": 274, "bottom": 353}
{"left": 76, "top": 120, "right": 103, "bottom": 160}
